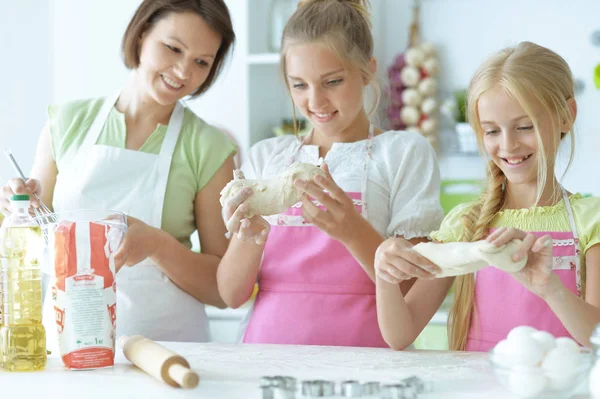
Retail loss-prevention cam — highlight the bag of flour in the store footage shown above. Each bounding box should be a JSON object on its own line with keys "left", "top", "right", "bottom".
{"left": 52, "top": 220, "right": 117, "bottom": 369}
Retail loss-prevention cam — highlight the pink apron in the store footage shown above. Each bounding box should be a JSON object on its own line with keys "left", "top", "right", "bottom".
{"left": 242, "top": 125, "right": 387, "bottom": 347}
{"left": 466, "top": 189, "right": 582, "bottom": 351}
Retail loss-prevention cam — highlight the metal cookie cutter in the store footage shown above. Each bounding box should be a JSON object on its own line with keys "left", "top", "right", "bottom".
{"left": 401, "top": 376, "right": 433, "bottom": 394}
{"left": 341, "top": 380, "right": 362, "bottom": 397}
{"left": 261, "top": 376, "right": 297, "bottom": 399}
{"left": 361, "top": 381, "right": 381, "bottom": 396}
{"left": 380, "top": 384, "right": 406, "bottom": 399}
{"left": 301, "top": 380, "right": 335, "bottom": 397}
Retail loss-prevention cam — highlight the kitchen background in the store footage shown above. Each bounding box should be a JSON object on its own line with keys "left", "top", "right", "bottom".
{"left": 2, "top": 0, "right": 599, "bottom": 348}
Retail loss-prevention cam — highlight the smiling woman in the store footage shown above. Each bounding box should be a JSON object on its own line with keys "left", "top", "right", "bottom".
{"left": 0, "top": 0, "right": 238, "bottom": 344}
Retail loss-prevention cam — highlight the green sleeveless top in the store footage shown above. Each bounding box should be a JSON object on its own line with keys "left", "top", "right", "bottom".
{"left": 48, "top": 97, "right": 236, "bottom": 249}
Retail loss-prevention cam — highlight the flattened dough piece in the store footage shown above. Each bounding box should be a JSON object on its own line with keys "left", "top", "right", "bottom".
{"left": 412, "top": 239, "right": 527, "bottom": 277}
{"left": 219, "top": 162, "right": 325, "bottom": 217}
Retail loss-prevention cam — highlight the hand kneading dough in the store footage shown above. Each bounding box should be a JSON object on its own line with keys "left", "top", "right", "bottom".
{"left": 412, "top": 239, "right": 528, "bottom": 277}
{"left": 220, "top": 162, "right": 326, "bottom": 217}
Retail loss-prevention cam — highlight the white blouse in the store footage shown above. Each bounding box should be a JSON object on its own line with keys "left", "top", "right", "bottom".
{"left": 241, "top": 130, "right": 444, "bottom": 239}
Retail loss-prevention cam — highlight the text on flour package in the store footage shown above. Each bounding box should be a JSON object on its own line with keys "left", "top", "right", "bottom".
{"left": 53, "top": 220, "right": 117, "bottom": 369}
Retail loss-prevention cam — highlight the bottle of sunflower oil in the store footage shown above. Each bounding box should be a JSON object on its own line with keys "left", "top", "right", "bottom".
{"left": 0, "top": 194, "right": 46, "bottom": 371}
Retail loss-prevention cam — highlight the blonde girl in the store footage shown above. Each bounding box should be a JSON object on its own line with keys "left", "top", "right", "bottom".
{"left": 217, "top": 0, "right": 443, "bottom": 347}
{"left": 375, "top": 41, "right": 600, "bottom": 351}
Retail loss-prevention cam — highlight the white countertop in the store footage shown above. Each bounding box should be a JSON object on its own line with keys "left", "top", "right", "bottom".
{"left": 0, "top": 342, "right": 592, "bottom": 398}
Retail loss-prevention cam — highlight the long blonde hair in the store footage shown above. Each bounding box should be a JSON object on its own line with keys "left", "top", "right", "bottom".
{"left": 281, "top": 0, "right": 379, "bottom": 133}
{"left": 449, "top": 41, "right": 577, "bottom": 351}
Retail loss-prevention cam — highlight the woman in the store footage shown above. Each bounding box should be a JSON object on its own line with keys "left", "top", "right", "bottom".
{"left": 1, "top": 0, "right": 236, "bottom": 342}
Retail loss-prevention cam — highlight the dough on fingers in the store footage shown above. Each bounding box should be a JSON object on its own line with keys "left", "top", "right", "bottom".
{"left": 412, "top": 239, "right": 527, "bottom": 277}
{"left": 219, "top": 162, "right": 325, "bottom": 217}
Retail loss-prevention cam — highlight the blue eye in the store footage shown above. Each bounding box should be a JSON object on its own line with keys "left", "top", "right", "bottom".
{"left": 292, "top": 83, "right": 307, "bottom": 89}
{"left": 485, "top": 129, "right": 499, "bottom": 135}
{"left": 327, "top": 79, "right": 343, "bottom": 86}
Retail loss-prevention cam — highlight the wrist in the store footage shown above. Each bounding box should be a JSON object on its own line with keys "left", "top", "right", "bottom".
{"left": 342, "top": 215, "right": 372, "bottom": 247}
{"left": 541, "top": 273, "right": 566, "bottom": 302}
{"left": 148, "top": 226, "right": 168, "bottom": 260}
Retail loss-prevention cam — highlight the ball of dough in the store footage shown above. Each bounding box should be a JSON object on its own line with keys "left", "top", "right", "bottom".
{"left": 405, "top": 47, "right": 425, "bottom": 67}
{"left": 418, "top": 77, "right": 438, "bottom": 96}
{"left": 401, "top": 89, "right": 422, "bottom": 107}
{"left": 423, "top": 58, "right": 440, "bottom": 77}
{"left": 400, "top": 106, "right": 421, "bottom": 126}
{"left": 421, "top": 97, "right": 438, "bottom": 115}
{"left": 400, "top": 66, "right": 421, "bottom": 87}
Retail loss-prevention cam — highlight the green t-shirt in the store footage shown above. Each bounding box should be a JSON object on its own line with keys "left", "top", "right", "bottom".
{"left": 431, "top": 194, "right": 600, "bottom": 256}
{"left": 48, "top": 97, "right": 236, "bottom": 249}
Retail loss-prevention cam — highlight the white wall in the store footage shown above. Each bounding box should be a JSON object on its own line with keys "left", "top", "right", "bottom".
{"left": 0, "top": 1, "right": 52, "bottom": 184}
{"left": 380, "top": 0, "right": 600, "bottom": 194}
{"left": 2, "top": 0, "right": 599, "bottom": 194}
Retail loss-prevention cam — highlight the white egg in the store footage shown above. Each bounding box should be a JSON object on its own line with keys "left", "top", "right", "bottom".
{"left": 554, "top": 337, "right": 580, "bottom": 353}
{"left": 421, "top": 97, "right": 438, "bottom": 115}
{"left": 400, "top": 66, "right": 421, "bottom": 87}
{"left": 400, "top": 106, "right": 421, "bottom": 126}
{"left": 418, "top": 77, "right": 438, "bottom": 96}
{"left": 423, "top": 58, "right": 440, "bottom": 77}
{"left": 544, "top": 369, "right": 578, "bottom": 391}
{"left": 493, "top": 339, "right": 512, "bottom": 366}
{"left": 405, "top": 47, "right": 425, "bottom": 67}
{"left": 505, "top": 334, "right": 544, "bottom": 366}
{"left": 542, "top": 347, "right": 581, "bottom": 372}
{"left": 508, "top": 366, "right": 546, "bottom": 398}
{"left": 531, "top": 331, "right": 556, "bottom": 355}
{"left": 401, "top": 89, "right": 422, "bottom": 107}
{"left": 590, "top": 362, "right": 600, "bottom": 398}
{"left": 421, "top": 118, "right": 438, "bottom": 135}
{"left": 507, "top": 325, "right": 538, "bottom": 342}
{"left": 420, "top": 42, "right": 436, "bottom": 57}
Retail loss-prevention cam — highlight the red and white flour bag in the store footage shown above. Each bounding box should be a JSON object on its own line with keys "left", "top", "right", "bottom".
{"left": 53, "top": 220, "right": 117, "bottom": 369}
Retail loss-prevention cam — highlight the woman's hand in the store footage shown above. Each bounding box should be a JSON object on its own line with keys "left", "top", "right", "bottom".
{"left": 294, "top": 163, "right": 366, "bottom": 245}
{"left": 114, "top": 216, "right": 162, "bottom": 272}
{"left": 1, "top": 178, "right": 42, "bottom": 214}
{"left": 486, "top": 227, "right": 556, "bottom": 298}
{"left": 223, "top": 170, "right": 270, "bottom": 245}
{"left": 374, "top": 237, "right": 441, "bottom": 284}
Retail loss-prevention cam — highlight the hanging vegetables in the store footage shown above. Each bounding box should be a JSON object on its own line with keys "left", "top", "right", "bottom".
{"left": 386, "top": 1, "right": 440, "bottom": 149}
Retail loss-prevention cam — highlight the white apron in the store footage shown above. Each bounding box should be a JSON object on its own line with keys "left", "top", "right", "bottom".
{"left": 50, "top": 91, "right": 210, "bottom": 342}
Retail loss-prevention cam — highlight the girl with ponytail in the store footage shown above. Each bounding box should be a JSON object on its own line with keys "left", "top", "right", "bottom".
{"left": 217, "top": 0, "right": 443, "bottom": 346}
{"left": 375, "top": 41, "right": 600, "bottom": 351}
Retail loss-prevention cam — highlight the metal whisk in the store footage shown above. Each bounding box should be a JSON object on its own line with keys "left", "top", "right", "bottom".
{"left": 4, "top": 149, "right": 59, "bottom": 244}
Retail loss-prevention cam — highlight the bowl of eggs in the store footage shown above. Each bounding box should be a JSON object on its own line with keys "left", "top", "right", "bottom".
{"left": 488, "top": 326, "right": 593, "bottom": 398}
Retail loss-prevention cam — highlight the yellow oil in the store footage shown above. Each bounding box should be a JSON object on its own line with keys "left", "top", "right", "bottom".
{"left": 0, "top": 225, "right": 46, "bottom": 371}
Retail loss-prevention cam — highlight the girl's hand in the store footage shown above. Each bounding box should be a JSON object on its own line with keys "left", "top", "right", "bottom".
{"left": 294, "top": 163, "right": 365, "bottom": 245}
{"left": 223, "top": 170, "right": 270, "bottom": 245}
{"left": 486, "top": 227, "right": 556, "bottom": 298}
{"left": 374, "top": 237, "right": 441, "bottom": 284}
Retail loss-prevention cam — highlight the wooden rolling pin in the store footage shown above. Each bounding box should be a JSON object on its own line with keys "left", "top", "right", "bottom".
{"left": 120, "top": 335, "right": 199, "bottom": 389}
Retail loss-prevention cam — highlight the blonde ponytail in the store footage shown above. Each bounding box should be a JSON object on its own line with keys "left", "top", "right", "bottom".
{"left": 448, "top": 161, "right": 506, "bottom": 351}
